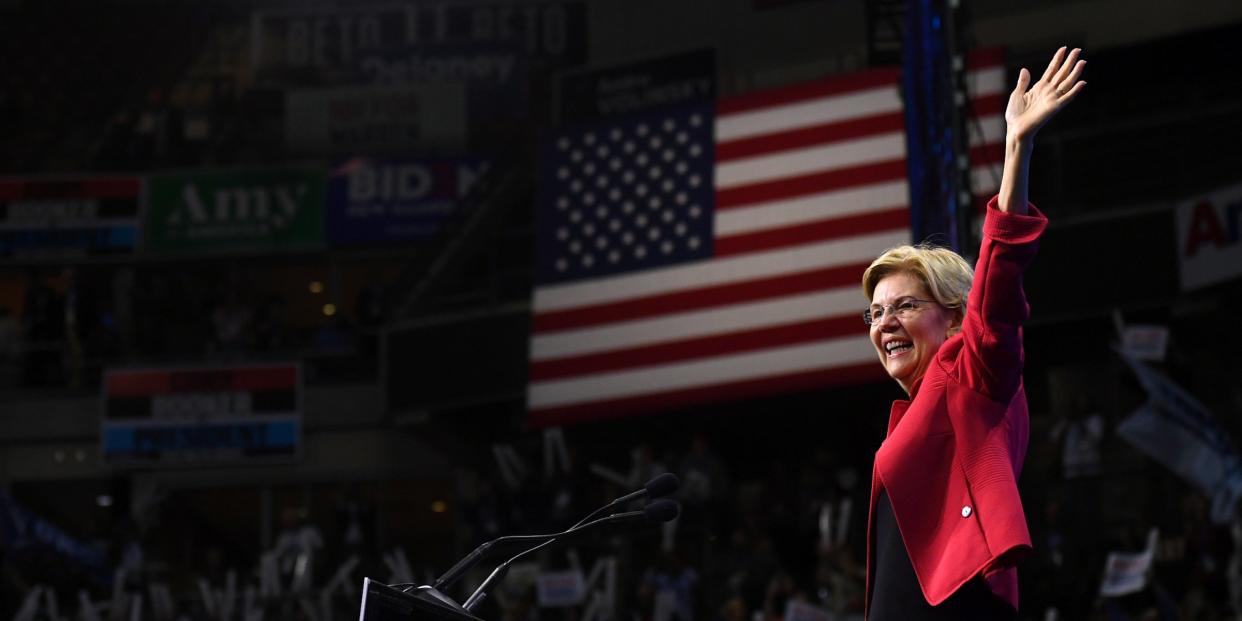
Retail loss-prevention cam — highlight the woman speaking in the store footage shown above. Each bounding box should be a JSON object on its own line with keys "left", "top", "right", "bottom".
{"left": 862, "top": 47, "right": 1086, "bottom": 619}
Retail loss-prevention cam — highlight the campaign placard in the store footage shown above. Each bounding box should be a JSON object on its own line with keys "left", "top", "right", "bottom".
{"left": 327, "top": 156, "right": 491, "bottom": 245}
{"left": 101, "top": 363, "right": 301, "bottom": 465}
{"left": 1176, "top": 182, "right": 1242, "bottom": 291}
{"left": 144, "top": 168, "right": 325, "bottom": 255}
{"left": 0, "top": 177, "right": 141, "bottom": 261}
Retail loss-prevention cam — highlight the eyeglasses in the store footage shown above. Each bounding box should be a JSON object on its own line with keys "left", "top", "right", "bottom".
{"left": 863, "top": 297, "right": 941, "bottom": 326}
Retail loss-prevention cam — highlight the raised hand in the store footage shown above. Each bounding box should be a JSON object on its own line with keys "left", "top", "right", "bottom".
{"left": 1005, "top": 46, "right": 1086, "bottom": 143}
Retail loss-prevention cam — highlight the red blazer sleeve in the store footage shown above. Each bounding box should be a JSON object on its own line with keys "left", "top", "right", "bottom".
{"left": 951, "top": 195, "right": 1048, "bottom": 402}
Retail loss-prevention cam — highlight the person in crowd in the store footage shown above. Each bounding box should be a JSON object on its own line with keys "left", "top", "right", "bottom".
{"left": 860, "top": 47, "right": 1086, "bottom": 619}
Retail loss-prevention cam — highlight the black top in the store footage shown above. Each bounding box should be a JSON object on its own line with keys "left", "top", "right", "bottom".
{"left": 870, "top": 491, "right": 1016, "bottom": 620}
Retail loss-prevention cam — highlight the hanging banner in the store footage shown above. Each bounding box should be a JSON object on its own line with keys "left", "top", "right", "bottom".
{"left": 0, "top": 177, "right": 140, "bottom": 261}
{"left": 143, "top": 168, "right": 325, "bottom": 255}
{"left": 285, "top": 84, "right": 467, "bottom": 156}
{"left": 250, "top": 1, "right": 587, "bottom": 85}
{"left": 353, "top": 43, "right": 531, "bottom": 123}
{"left": 101, "top": 363, "right": 302, "bottom": 465}
{"left": 1176, "top": 182, "right": 1242, "bottom": 291}
{"left": 327, "top": 156, "right": 491, "bottom": 246}
{"left": 559, "top": 48, "right": 716, "bottom": 123}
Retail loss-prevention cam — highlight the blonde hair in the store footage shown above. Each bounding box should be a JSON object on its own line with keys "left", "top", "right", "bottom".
{"left": 862, "top": 244, "right": 973, "bottom": 333}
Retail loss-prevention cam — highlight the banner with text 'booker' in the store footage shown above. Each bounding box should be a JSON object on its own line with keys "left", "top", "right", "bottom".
{"left": 143, "top": 169, "right": 325, "bottom": 255}
{"left": 0, "top": 177, "right": 141, "bottom": 261}
{"left": 101, "top": 363, "right": 301, "bottom": 466}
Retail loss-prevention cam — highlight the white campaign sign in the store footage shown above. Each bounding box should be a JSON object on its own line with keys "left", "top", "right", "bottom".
{"left": 1175, "top": 182, "right": 1242, "bottom": 291}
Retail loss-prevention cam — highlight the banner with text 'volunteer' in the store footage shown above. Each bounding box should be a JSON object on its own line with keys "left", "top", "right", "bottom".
{"left": 144, "top": 169, "right": 325, "bottom": 255}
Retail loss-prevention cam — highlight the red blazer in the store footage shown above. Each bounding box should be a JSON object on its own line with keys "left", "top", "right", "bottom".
{"left": 864, "top": 197, "right": 1047, "bottom": 616}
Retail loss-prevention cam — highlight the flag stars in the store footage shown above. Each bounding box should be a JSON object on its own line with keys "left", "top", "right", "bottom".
{"left": 661, "top": 179, "right": 675, "bottom": 193}
{"left": 582, "top": 254, "right": 595, "bottom": 268}
{"left": 556, "top": 196, "right": 569, "bottom": 210}
{"left": 608, "top": 188, "right": 621, "bottom": 201}
{"left": 571, "top": 150, "right": 583, "bottom": 162}
{"left": 596, "top": 145, "right": 610, "bottom": 158}
{"left": 557, "top": 137, "right": 571, "bottom": 150}
{"left": 569, "top": 179, "right": 583, "bottom": 193}
{"left": 557, "top": 167, "right": 569, "bottom": 179}
{"left": 649, "top": 166, "right": 662, "bottom": 179}
{"left": 661, "top": 210, "right": 674, "bottom": 223}
{"left": 595, "top": 175, "right": 609, "bottom": 188}
{"left": 676, "top": 161, "right": 688, "bottom": 174}
{"left": 636, "top": 214, "right": 649, "bottom": 227}
{"left": 675, "top": 192, "right": 687, "bottom": 205}
{"left": 556, "top": 227, "right": 569, "bottom": 240}
{"left": 583, "top": 132, "right": 596, "bottom": 145}
{"left": 595, "top": 206, "right": 609, "bottom": 219}
{"left": 649, "top": 136, "right": 663, "bottom": 149}
{"left": 583, "top": 223, "right": 595, "bottom": 236}
{"left": 583, "top": 162, "right": 596, "bottom": 175}
{"left": 609, "top": 219, "right": 621, "bottom": 232}
{"left": 674, "top": 222, "right": 687, "bottom": 236}
{"left": 635, "top": 184, "right": 648, "bottom": 197}
{"left": 555, "top": 258, "right": 568, "bottom": 271}
{"left": 622, "top": 201, "right": 635, "bottom": 214}
{"left": 595, "top": 236, "right": 608, "bottom": 249}
{"left": 648, "top": 197, "right": 662, "bottom": 210}
{"left": 569, "top": 210, "right": 582, "bottom": 222}
{"left": 609, "top": 158, "right": 622, "bottom": 171}
{"left": 690, "top": 114, "right": 703, "bottom": 127}
{"left": 689, "top": 205, "right": 702, "bottom": 219}
{"left": 637, "top": 124, "right": 649, "bottom": 136}
{"left": 610, "top": 128, "right": 622, "bottom": 141}
{"left": 635, "top": 245, "right": 648, "bottom": 259}
{"left": 622, "top": 231, "right": 635, "bottom": 245}
{"left": 688, "top": 236, "right": 701, "bottom": 250}
{"left": 608, "top": 250, "right": 621, "bottom": 264}
{"left": 623, "top": 141, "right": 636, "bottom": 154}
{"left": 569, "top": 240, "right": 581, "bottom": 254}
{"left": 676, "top": 131, "right": 688, "bottom": 144}
{"left": 688, "top": 174, "right": 702, "bottom": 187}
{"left": 689, "top": 144, "right": 702, "bottom": 157}
{"left": 662, "top": 149, "right": 675, "bottom": 162}
{"left": 661, "top": 240, "right": 674, "bottom": 254}
{"left": 636, "top": 153, "right": 649, "bottom": 166}
{"left": 663, "top": 119, "right": 676, "bottom": 132}
{"left": 648, "top": 227, "right": 661, "bottom": 241}
{"left": 583, "top": 193, "right": 595, "bottom": 205}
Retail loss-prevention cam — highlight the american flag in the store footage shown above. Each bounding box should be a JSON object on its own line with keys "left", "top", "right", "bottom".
{"left": 528, "top": 50, "right": 1008, "bottom": 425}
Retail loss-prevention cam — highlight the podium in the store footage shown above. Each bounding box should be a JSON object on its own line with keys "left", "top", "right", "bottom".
{"left": 358, "top": 578, "right": 485, "bottom": 621}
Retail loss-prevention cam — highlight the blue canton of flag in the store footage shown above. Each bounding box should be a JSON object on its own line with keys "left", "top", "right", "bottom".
{"left": 537, "top": 102, "right": 716, "bottom": 285}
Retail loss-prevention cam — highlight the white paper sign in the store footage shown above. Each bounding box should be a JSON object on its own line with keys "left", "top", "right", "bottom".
{"left": 535, "top": 570, "right": 586, "bottom": 608}
{"left": 1121, "top": 324, "right": 1169, "bottom": 362}
{"left": 1176, "top": 183, "right": 1242, "bottom": 291}
{"left": 1100, "top": 528, "right": 1158, "bottom": 597}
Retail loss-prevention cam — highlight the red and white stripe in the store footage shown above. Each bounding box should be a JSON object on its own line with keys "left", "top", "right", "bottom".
{"left": 529, "top": 50, "right": 1009, "bottom": 425}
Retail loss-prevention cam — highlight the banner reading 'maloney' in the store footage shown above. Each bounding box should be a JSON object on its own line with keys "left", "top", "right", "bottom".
{"left": 143, "top": 169, "right": 325, "bottom": 255}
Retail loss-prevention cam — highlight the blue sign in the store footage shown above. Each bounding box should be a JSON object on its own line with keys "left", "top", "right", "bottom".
{"left": 327, "top": 157, "right": 491, "bottom": 245}
{"left": 102, "top": 419, "right": 300, "bottom": 461}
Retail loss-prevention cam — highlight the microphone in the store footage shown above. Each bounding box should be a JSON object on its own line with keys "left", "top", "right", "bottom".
{"left": 571, "top": 472, "right": 680, "bottom": 529}
{"left": 461, "top": 499, "right": 680, "bottom": 612}
{"left": 432, "top": 472, "right": 680, "bottom": 590}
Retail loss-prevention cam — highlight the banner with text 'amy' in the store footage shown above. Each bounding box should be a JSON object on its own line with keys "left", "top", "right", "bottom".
{"left": 143, "top": 169, "right": 325, "bottom": 255}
